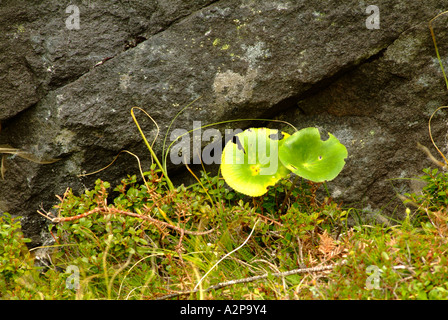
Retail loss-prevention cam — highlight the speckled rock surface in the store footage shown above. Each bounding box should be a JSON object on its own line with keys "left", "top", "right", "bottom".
{"left": 1, "top": 0, "right": 448, "bottom": 244}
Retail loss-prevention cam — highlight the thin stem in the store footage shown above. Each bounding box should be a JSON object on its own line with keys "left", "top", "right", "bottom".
{"left": 427, "top": 106, "right": 448, "bottom": 167}
{"left": 279, "top": 175, "right": 300, "bottom": 214}
{"left": 131, "top": 107, "right": 174, "bottom": 190}
{"left": 194, "top": 219, "right": 260, "bottom": 290}
{"left": 162, "top": 96, "right": 203, "bottom": 165}
{"left": 429, "top": 11, "right": 448, "bottom": 89}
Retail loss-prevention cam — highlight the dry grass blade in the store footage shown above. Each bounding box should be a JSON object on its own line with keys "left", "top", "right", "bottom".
{"left": 1, "top": 155, "right": 5, "bottom": 180}
{"left": 429, "top": 10, "right": 448, "bottom": 89}
{"left": 193, "top": 219, "right": 260, "bottom": 291}
{"left": 427, "top": 106, "right": 448, "bottom": 167}
{"left": 0, "top": 146, "right": 59, "bottom": 179}
{"left": 77, "top": 150, "right": 146, "bottom": 182}
{"left": 0, "top": 147, "right": 59, "bottom": 164}
{"left": 416, "top": 142, "right": 447, "bottom": 169}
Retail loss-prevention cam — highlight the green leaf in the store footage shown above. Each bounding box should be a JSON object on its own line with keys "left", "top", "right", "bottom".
{"left": 221, "top": 128, "right": 291, "bottom": 197}
{"left": 278, "top": 127, "right": 348, "bottom": 182}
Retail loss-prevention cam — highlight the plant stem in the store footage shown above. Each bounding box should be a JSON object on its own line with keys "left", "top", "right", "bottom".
{"left": 131, "top": 108, "right": 175, "bottom": 191}
{"left": 429, "top": 11, "right": 448, "bottom": 89}
{"left": 279, "top": 175, "right": 300, "bottom": 214}
{"left": 194, "top": 219, "right": 260, "bottom": 290}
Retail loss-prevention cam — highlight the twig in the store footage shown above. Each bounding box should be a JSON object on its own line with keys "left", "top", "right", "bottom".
{"left": 254, "top": 212, "right": 283, "bottom": 227}
{"left": 296, "top": 235, "right": 305, "bottom": 267}
{"left": 38, "top": 206, "right": 214, "bottom": 236}
{"left": 156, "top": 263, "right": 341, "bottom": 300}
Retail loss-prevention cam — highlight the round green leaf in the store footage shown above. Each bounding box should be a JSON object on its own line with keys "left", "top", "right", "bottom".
{"left": 279, "top": 127, "right": 348, "bottom": 182}
{"left": 221, "top": 128, "right": 291, "bottom": 197}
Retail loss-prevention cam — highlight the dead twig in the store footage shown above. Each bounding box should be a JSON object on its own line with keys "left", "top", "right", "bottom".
{"left": 37, "top": 206, "right": 214, "bottom": 236}
{"left": 155, "top": 263, "right": 342, "bottom": 300}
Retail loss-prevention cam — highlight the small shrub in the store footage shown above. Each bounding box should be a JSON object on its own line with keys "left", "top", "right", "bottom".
{"left": 0, "top": 213, "right": 33, "bottom": 297}
{"left": 2, "top": 166, "right": 448, "bottom": 300}
{"left": 403, "top": 168, "right": 448, "bottom": 236}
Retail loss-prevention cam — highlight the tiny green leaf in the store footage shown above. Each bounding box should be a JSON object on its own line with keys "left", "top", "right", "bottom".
{"left": 279, "top": 127, "right": 348, "bottom": 182}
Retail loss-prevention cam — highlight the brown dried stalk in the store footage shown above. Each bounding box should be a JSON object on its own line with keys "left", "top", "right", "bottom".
{"left": 38, "top": 206, "right": 214, "bottom": 236}
{"left": 417, "top": 142, "right": 447, "bottom": 169}
{"left": 0, "top": 146, "right": 59, "bottom": 179}
{"left": 416, "top": 105, "right": 448, "bottom": 170}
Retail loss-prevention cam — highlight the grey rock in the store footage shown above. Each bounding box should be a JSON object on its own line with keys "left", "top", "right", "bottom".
{"left": 0, "top": 0, "right": 215, "bottom": 120}
{"left": 1, "top": 0, "right": 448, "bottom": 245}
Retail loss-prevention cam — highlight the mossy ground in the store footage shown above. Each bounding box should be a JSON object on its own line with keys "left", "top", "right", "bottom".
{"left": 1, "top": 167, "right": 447, "bottom": 300}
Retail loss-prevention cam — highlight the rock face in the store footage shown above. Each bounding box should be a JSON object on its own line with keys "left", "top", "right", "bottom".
{"left": 1, "top": 0, "right": 448, "bottom": 244}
